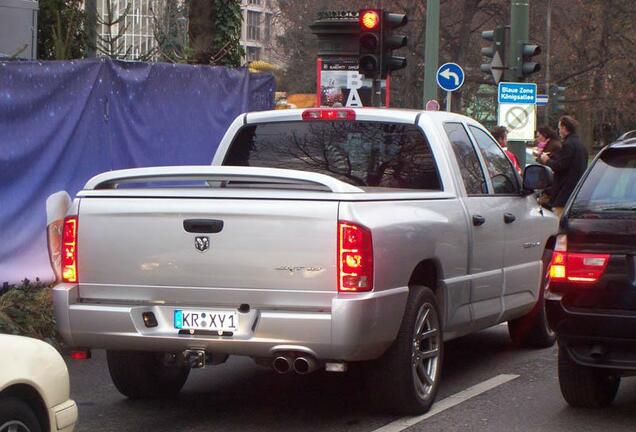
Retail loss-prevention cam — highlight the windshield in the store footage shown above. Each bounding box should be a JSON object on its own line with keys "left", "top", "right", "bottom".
{"left": 222, "top": 120, "right": 442, "bottom": 190}
{"left": 570, "top": 148, "right": 636, "bottom": 217}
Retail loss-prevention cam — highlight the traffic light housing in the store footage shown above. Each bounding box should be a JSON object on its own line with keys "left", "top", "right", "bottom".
{"left": 358, "top": 9, "right": 408, "bottom": 79}
{"left": 518, "top": 42, "right": 541, "bottom": 79}
{"left": 480, "top": 26, "right": 506, "bottom": 83}
{"left": 381, "top": 11, "right": 407, "bottom": 78}
{"left": 549, "top": 84, "right": 566, "bottom": 114}
{"left": 358, "top": 9, "right": 382, "bottom": 78}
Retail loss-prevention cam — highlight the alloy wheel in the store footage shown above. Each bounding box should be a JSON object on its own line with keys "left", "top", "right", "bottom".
{"left": 411, "top": 302, "right": 441, "bottom": 399}
{"left": 0, "top": 421, "right": 32, "bottom": 432}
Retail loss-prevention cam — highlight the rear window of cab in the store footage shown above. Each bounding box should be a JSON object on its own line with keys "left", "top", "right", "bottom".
{"left": 570, "top": 148, "right": 636, "bottom": 217}
{"left": 222, "top": 121, "right": 442, "bottom": 190}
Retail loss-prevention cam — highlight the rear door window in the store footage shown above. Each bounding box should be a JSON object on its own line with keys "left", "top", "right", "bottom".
{"left": 571, "top": 148, "right": 636, "bottom": 217}
{"left": 468, "top": 126, "right": 519, "bottom": 194}
{"left": 443, "top": 122, "right": 487, "bottom": 195}
{"left": 223, "top": 121, "right": 442, "bottom": 190}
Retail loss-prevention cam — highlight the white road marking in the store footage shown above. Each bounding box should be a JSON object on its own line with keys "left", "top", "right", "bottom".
{"left": 371, "top": 374, "right": 520, "bottom": 432}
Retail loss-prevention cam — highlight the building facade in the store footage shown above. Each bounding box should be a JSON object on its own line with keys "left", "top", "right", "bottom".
{"left": 0, "top": 0, "right": 38, "bottom": 59}
{"left": 93, "top": 0, "right": 280, "bottom": 63}
{"left": 96, "top": 0, "right": 157, "bottom": 59}
{"left": 241, "top": 0, "right": 276, "bottom": 63}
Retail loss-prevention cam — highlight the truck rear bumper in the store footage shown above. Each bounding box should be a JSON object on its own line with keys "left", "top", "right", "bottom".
{"left": 53, "top": 284, "right": 408, "bottom": 362}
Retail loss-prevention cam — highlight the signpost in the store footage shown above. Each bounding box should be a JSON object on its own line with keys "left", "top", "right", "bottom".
{"left": 498, "top": 103, "right": 536, "bottom": 141}
{"left": 498, "top": 82, "right": 537, "bottom": 104}
{"left": 317, "top": 58, "right": 388, "bottom": 107}
{"left": 425, "top": 99, "right": 440, "bottom": 111}
{"left": 536, "top": 94, "right": 548, "bottom": 106}
{"left": 436, "top": 62, "right": 464, "bottom": 112}
{"left": 498, "top": 81, "right": 537, "bottom": 151}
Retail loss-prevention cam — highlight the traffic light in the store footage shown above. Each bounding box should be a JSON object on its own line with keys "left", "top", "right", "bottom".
{"left": 381, "top": 11, "right": 407, "bottom": 78}
{"left": 358, "top": 9, "right": 408, "bottom": 79}
{"left": 518, "top": 42, "right": 541, "bottom": 79}
{"left": 480, "top": 26, "right": 506, "bottom": 83}
{"left": 358, "top": 9, "right": 382, "bottom": 78}
{"left": 549, "top": 84, "right": 566, "bottom": 114}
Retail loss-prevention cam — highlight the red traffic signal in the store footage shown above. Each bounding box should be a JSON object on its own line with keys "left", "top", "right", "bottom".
{"left": 360, "top": 10, "right": 380, "bottom": 30}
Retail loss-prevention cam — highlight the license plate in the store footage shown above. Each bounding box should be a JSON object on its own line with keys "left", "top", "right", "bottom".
{"left": 174, "top": 309, "right": 239, "bottom": 332}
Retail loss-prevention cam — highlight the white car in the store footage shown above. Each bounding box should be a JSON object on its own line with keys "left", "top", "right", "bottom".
{"left": 0, "top": 335, "right": 77, "bottom": 432}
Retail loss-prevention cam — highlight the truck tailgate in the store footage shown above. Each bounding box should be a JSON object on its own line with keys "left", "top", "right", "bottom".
{"left": 77, "top": 196, "right": 338, "bottom": 309}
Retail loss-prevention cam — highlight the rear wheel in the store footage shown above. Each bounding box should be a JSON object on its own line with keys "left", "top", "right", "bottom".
{"left": 509, "top": 249, "right": 556, "bottom": 348}
{"left": 558, "top": 346, "right": 620, "bottom": 408}
{"left": 365, "top": 286, "right": 443, "bottom": 415}
{"left": 0, "top": 397, "right": 42, "bottom": 432}
{"left": 107, "top": 351, "right": 190, "bottom": 399}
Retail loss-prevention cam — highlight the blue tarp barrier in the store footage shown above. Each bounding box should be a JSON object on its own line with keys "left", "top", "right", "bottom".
{"left": 0, "top": 58, "right": 275, "bottom": 283}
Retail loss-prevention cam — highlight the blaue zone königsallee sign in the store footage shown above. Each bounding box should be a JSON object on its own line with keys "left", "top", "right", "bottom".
{"left": 498, "top": 82, "right": 537, "bottom": 104}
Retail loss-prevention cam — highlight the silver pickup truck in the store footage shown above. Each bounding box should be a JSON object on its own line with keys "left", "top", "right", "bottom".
{"left": 53, "top": 108, "right": 558, "bottom": 414}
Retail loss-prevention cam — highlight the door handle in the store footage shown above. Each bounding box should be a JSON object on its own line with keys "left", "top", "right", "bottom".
{"left": 183, "top": 219, "right": 224, "bottom": 233}
{"left": 504, "top": 213, "right": 516, "bottom": 224}
{"left": 472, "top": 215, "right": 486, "bottom": 226}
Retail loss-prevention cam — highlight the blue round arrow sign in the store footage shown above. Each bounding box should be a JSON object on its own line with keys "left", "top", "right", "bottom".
{"left": 436, "top": 63, "right": 465, "bottom": 92}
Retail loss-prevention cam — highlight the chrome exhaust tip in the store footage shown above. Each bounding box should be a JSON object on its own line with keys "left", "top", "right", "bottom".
{"left": 273, "top": 356, "right": 292, "bottom": 374}
{"left": 293, "top": 356, "right": 317, "bottom": 374}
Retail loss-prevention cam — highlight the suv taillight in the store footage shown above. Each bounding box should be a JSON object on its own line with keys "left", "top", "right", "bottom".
{"left": 61, "top": 216, "right": 78, "bottom": 283}
{"left": 338, "top": 221, "right": 373, "bottom": 292}
{"left": 548, "top": 235, "right": 609, "bottom": 284}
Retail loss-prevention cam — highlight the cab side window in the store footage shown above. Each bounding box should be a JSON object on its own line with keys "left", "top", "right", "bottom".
{"left": 469, "top": 126, "right": 520, "bottom": 194}
{"left": 444, "top": 122, "right": 487, "bottom": 195}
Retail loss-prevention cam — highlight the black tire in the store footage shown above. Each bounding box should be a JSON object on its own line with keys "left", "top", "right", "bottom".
{"left": 508, "top": 249, "right": 556, "bottom": 348}
{"left": 107, "top": 351, "right": 190, "bottom": 399}
{"left": 558, "top": 345, "right": 620, "bottom": 408}
{"left": 365, "top": 286, "right": 444, "bottom": 415}
{"left": 0, "top": 397, "right": 42, "bottom": 432}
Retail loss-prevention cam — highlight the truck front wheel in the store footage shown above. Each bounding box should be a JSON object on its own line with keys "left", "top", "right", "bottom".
{"left": 508, "top": 250, "right": 556, "bottom": 348}
{"left": 107, "top": 351, "right": 190, "bottom": 399}
{"left": 366, "top": 286, "right": 443, "bottom": 415}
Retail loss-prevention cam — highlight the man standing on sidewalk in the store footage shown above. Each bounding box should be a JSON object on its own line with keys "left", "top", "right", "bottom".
{"left": 539, "top": 116, "right": 588, "bottom": 217}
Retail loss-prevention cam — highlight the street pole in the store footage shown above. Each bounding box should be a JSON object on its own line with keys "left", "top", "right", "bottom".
{"left": 372, "top": 78, "right": 382, "bottom": 107}
{"left": 422, "top": 0, "right": 440, "bottom": 107}
{"left": 507, "top": 0, "right": 529, "bottom": 82}
{"left": 86, "top": 0, "right": 97, "bottom": 57}
{"left": 446, "top": 91, "right": 451, "bottom": 112}
{"left": 544, "top": 0, "right": 552, "bottom": 124}
{"left": 506, "top": 0, "right": 530, "bottom": 166}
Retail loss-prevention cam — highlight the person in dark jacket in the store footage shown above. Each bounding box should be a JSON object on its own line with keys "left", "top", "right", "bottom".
{"left": 539, "top": 116, "right": 588, "bottom": 216}
{"left": 534, "top": 126, "right": 562, "bottom": 208}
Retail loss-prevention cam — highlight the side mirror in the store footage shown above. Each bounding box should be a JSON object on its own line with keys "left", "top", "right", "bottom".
{"left": 523, "top": 164, "right": 553, "bottom": 191}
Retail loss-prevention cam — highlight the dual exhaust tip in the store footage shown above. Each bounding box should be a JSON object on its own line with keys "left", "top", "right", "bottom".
{"left": 273, "top": 355, "right": 317, "bottom": 374}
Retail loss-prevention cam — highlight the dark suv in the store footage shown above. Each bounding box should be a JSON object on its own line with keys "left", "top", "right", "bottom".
{"left": 546, "top": 138, "right": 636, "bottom": 407}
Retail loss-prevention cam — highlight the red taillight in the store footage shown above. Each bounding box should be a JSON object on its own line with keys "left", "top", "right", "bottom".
{"left": 302, "top": 109, "right": 356, "bottom": 121}
{"left": 61, "top": 216, "right": 78, "bottom": 283}
{"left": 360, "top": 10, "right": 380, "bottom": 30}
{"left": 338, "top": 221, "right": 373, "bottom": 293}
{"left": 547, "top": 235, "right": 609, "bottom": 284}
{"left": 70, "top": 349, "right": 91, "bottom": 360}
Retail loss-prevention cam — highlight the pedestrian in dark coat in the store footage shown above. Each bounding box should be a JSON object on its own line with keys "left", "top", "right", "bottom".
{"left": 534, "top": 126, "right": 562, "bottom": 208}
{"left": 539, "top": 116, "right": 588, "bottom": 217}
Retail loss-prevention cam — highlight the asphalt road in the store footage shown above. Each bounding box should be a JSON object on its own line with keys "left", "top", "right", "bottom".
{"left": 67, "top": 324, "right": 636, "bottom": 432}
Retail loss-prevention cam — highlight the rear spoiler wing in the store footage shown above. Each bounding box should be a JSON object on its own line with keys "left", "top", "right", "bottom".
{"left": 83, "top": 166, "right": 364, "bottom": 193}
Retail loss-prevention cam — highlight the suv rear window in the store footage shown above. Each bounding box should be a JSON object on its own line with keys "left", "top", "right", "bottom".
{"left": 571, "top": 148, "right": 636, "bottom": 217}
{"left": 223, "top": 121, "right": 442, "bottom": 190}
